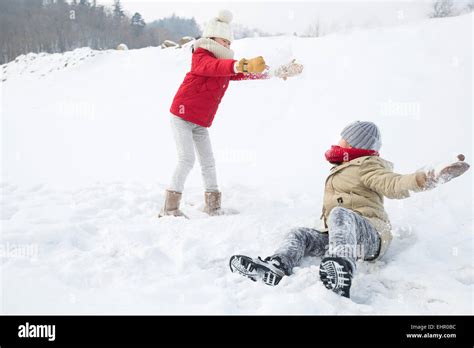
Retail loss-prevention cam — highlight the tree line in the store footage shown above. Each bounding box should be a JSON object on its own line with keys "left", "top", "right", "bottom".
{"left": 0, "top": 0, "right": 201, "bottom": 64}
{"left": 302, "top": 0, "right": 474, "bottom": 38}
{"left": 2, "top": 0, "right": 471, "bottom": 64}
{"left": 429, "top": 0, "right": 473, "bottom": 18}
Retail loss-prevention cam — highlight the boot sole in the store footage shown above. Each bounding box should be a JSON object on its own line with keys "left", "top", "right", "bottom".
{"left": 229, "top": 255, "right": 283, "bottom": 286}
{"left": 319, "top": 257, "right": 352, "bottom": 298}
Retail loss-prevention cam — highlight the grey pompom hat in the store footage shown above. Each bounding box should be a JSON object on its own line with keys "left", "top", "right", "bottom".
{"left": 340, "top": 121, "right": 382, "bottom": 151}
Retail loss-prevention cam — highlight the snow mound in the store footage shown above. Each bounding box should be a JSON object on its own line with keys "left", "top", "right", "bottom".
{"left": 1, "top": 47, "right": 109, "bottom": 81}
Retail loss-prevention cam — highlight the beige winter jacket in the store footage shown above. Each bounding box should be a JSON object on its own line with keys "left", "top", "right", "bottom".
{"left": 320, "top": 156, "right": 425, "bottom": 260}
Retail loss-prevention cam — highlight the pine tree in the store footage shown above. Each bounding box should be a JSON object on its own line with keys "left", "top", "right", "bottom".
{"left": 131, "top": 12, "right": 146, "bottom": 36}
{"left": 113, "top": 0, "right": 125, "bottom": 20}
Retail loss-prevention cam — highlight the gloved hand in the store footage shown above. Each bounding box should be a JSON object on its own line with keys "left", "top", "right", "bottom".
{"left": 274, "top": 59, "right": 304, "bottom": 80}
{"left": 416, "top": 154, "right": 470, "bottom": 190}
{"left": 236, "top": 56, "right": 266, "bottom": 73}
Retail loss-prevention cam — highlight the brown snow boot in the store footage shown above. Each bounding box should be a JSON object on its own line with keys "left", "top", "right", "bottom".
{"left": 203, "top": 191, "right": 222, "bottom": 216}
{"left": 158, "top": 190, "right": 188, "bottom": 218}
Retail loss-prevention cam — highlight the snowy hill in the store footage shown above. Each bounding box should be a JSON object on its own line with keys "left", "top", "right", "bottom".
{"left": 1, "top": 14, "right": 472, "bottom": 314}
{"left": 1, "top": 47, "right": 105, "bottom": 82}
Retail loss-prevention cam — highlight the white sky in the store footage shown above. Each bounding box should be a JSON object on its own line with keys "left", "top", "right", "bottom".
{"left": 96, "top": 0, "right": 464, "bottom": 34}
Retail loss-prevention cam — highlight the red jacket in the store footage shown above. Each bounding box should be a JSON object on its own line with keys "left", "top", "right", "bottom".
{"left": 170, "top": 47, "right": 267, "bottom": 127}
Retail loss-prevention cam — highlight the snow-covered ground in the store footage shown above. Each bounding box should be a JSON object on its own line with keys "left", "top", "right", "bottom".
{"left": 1, "top": 14, "right": 472, "bottom": 314}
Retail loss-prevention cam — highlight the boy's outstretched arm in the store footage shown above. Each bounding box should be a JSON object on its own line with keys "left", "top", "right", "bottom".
{"left": 359, "top": 157, "right": 423, "bottom": 199}
{"left": 359, "top": 155, "right": 470, "bottom": 199}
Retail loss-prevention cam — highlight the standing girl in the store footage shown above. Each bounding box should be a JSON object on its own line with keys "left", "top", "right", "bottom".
{"left": 159, "top": 10, "right": 269, "bottom": 218}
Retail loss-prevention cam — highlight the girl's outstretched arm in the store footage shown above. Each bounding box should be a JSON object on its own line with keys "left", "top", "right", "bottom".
{"left": 231, "top": 59, "right": 304, "bottom": 81}
{"left": 230, "top": 71, "right": 271, "bottom": 81}
{"left": 191, "top": 49, "right": 237, "bottom": 77}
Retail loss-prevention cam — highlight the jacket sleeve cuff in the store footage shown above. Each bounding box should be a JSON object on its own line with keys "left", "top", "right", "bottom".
{"left": 233, "top": 61, "right": 239, "bottom": 73}
{"left": 407, "top": 172, "right": 426, "bottom": 192}
{"left": 415, "top": 172, "right": 427, "bottom": 190}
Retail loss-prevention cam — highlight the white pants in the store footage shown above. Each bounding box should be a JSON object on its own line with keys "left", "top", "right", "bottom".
{"left": 169, "top": 115, "right": 218, "bottom": 193}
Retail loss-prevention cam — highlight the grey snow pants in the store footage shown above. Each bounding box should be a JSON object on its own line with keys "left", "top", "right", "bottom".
{"left": 271, "top": 207, "right": 381, "bottom": 274}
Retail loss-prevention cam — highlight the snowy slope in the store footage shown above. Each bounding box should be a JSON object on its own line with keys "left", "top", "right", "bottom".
{"left": 1, "top": 14, "right": 472, "bottom": 314}
{"left": 1, "top": 47, "right": 105, "bottom": 82}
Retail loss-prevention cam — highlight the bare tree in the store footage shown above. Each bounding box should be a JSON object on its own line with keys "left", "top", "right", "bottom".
{"left": 303, "top": 18, "right": 322, "bottom": 38}
{"left": 430, "top": 0, "right": 456, "bottom": 18}
{"left": 465, "top": 0, "right": 474, "bottom": 12}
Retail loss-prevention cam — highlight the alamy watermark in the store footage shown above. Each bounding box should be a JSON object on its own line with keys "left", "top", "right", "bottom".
{"left": 326, "top": 244, "right": 368, "bottom": 260}
{"left": 215, "top": 147, "right": 257, "bottom": 165}
{"left": 18, "top": 322, "right": 55, "bottom": 341}
{"left": 53, "top": 100, "right": 96, "bottom": 120}
{"left": 379, "top": 99, "right": 421, "bottom": 120}
{"left": 0, "top": 243, "right": 39, "bottom": 259}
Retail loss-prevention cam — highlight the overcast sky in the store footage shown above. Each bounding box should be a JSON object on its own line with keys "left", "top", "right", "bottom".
{"left": 97, "top": 0, "right": 464, "bottom": 35}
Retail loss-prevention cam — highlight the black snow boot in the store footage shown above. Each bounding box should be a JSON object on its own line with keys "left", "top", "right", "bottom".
{"left": 319, "top": 257, "right": 354, "bottom": 298}
{"left": 229, "top": 255, "right": 287, "bottom": 286}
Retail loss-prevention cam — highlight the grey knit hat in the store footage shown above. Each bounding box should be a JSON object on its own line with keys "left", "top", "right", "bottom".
{"left": 340, "top": 121, "right": 382, "bottom": 151}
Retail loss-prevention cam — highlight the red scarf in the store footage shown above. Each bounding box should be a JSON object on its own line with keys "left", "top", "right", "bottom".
{"left": 325, "top": 145, "right": 379, "bottom": 164}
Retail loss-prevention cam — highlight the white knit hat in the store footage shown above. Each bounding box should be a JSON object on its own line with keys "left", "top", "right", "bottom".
{"left": 202, "top": 10, "right": 234, "bottom": 43}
